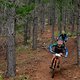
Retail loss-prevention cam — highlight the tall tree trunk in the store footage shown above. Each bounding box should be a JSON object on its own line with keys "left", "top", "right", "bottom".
{"left": 6, "top": 0, "right": 16, "bottom": 77}
{"left": 32, "top": 0, "right": 38, "bottom": 50}
{"left": 58, "top": 1, "right": 63, "bottom": 34}
{"left": 71, "top": 10, "right": 75, "bottom": 34}
{"left": 32, "top": 16, "right": 38, "bottom": 50}
{"left": 24, "top": 15, "right": 31, "bottom": 45}
{"left": 77, "top": 0, "right": 80, "bottom": 65}
{"left": 60, "top": 7, "right": 62, "bottom": 34}
{"left": 0, "top": 4, "right": 4, "bottom": 35}
{"left": 70, "top": 0, "right": 76, "bottom": 35}
{"left": 40, "top": 2, "right": 45, "bottom": 34}
{"left": 48, "top": 1, "right": 53, "bottom": 25}
{"left": 3, "top": 1, "right": 7, "bottom": 36}
{"left": 63, "top": 8, "right": 67, "bottom": 32}
{"left": 50, "top": 0, "right": 55, "bottom": 41}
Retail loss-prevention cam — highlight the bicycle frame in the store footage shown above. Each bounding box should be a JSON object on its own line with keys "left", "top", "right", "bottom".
{"left": 51, "top": 53, "right": 62, "bottom": 78}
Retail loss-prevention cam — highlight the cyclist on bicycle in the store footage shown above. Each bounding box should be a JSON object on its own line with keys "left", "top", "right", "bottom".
{"left": 48, "top": 40, "right": 67, "bottom": 69}
{"left": 58, "top": 30, "right": 68, "bottom": 43}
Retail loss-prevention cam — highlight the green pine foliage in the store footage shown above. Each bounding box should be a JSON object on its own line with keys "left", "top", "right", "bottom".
{"left": 0, "top": 0, "right": 35, "bottom": 17}
{"left": 16, "top": 3, "right": 35, "bottom": 17}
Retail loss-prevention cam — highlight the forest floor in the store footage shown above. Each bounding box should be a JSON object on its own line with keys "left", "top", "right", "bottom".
{"left": 0, "top": 26, "right": 80, "bottom": 80}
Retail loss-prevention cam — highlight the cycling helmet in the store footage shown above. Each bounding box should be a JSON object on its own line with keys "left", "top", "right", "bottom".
{"left": 62, "top": 30, "right": 65, "bottom": 34}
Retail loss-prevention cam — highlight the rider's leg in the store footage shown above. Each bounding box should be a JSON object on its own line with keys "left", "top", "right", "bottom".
{"left": 50, "top": 54, "right": 55, "bottom": 69}
{"left": 57, "top": 53, "right": 63, "bottom": 68}
{"left": 54, "top": 58, "right": 57, "bottom": 68}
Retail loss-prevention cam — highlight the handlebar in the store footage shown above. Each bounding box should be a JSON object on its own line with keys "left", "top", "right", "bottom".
{"left": 55, "top": 53, "right": 61, "bottom": 57}
{"left": 52, "top": 52, "right": 63, "bottom": 57}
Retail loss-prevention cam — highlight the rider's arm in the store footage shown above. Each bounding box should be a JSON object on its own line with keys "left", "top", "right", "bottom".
{"left": 58, "top": 34, "right": 62, "bottom": 40}
{"left": 65, "top": 47, "right": 68, "bottom": 57}
{"left": 58, "top": 34, "right": 61, "bottom": 37}
{"left": 49, "top": 44, "right": 54, "bottom": 53}
{"left": 49, "top": 43, "right": 57, "bottom": 53}
{"left": 65, "top": 34, "right": 68, "bottom": 41}
{"left": 61, "top": 45, "right": 68, "bottom": 57}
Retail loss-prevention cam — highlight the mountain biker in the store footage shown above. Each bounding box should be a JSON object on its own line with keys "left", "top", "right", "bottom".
{"left": 48, "top": 40, "right": 67, "bottom": 69}
{"left": 58, "top": 30, "right": 68, "bottom": 57}
{"left": 58, "top": 30, "right": 68, "bottom": 43}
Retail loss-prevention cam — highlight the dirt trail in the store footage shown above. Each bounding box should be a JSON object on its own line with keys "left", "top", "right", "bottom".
{"left": 1, "top": 28, "right": 80, "bottom": 80}
{"left": 29, "top": 31, "right": 80, "bottom": 80}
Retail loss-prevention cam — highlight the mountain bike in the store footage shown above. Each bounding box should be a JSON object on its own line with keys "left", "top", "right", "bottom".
{"left": 50, "top": 53, "right": 63, "bottom": 78}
